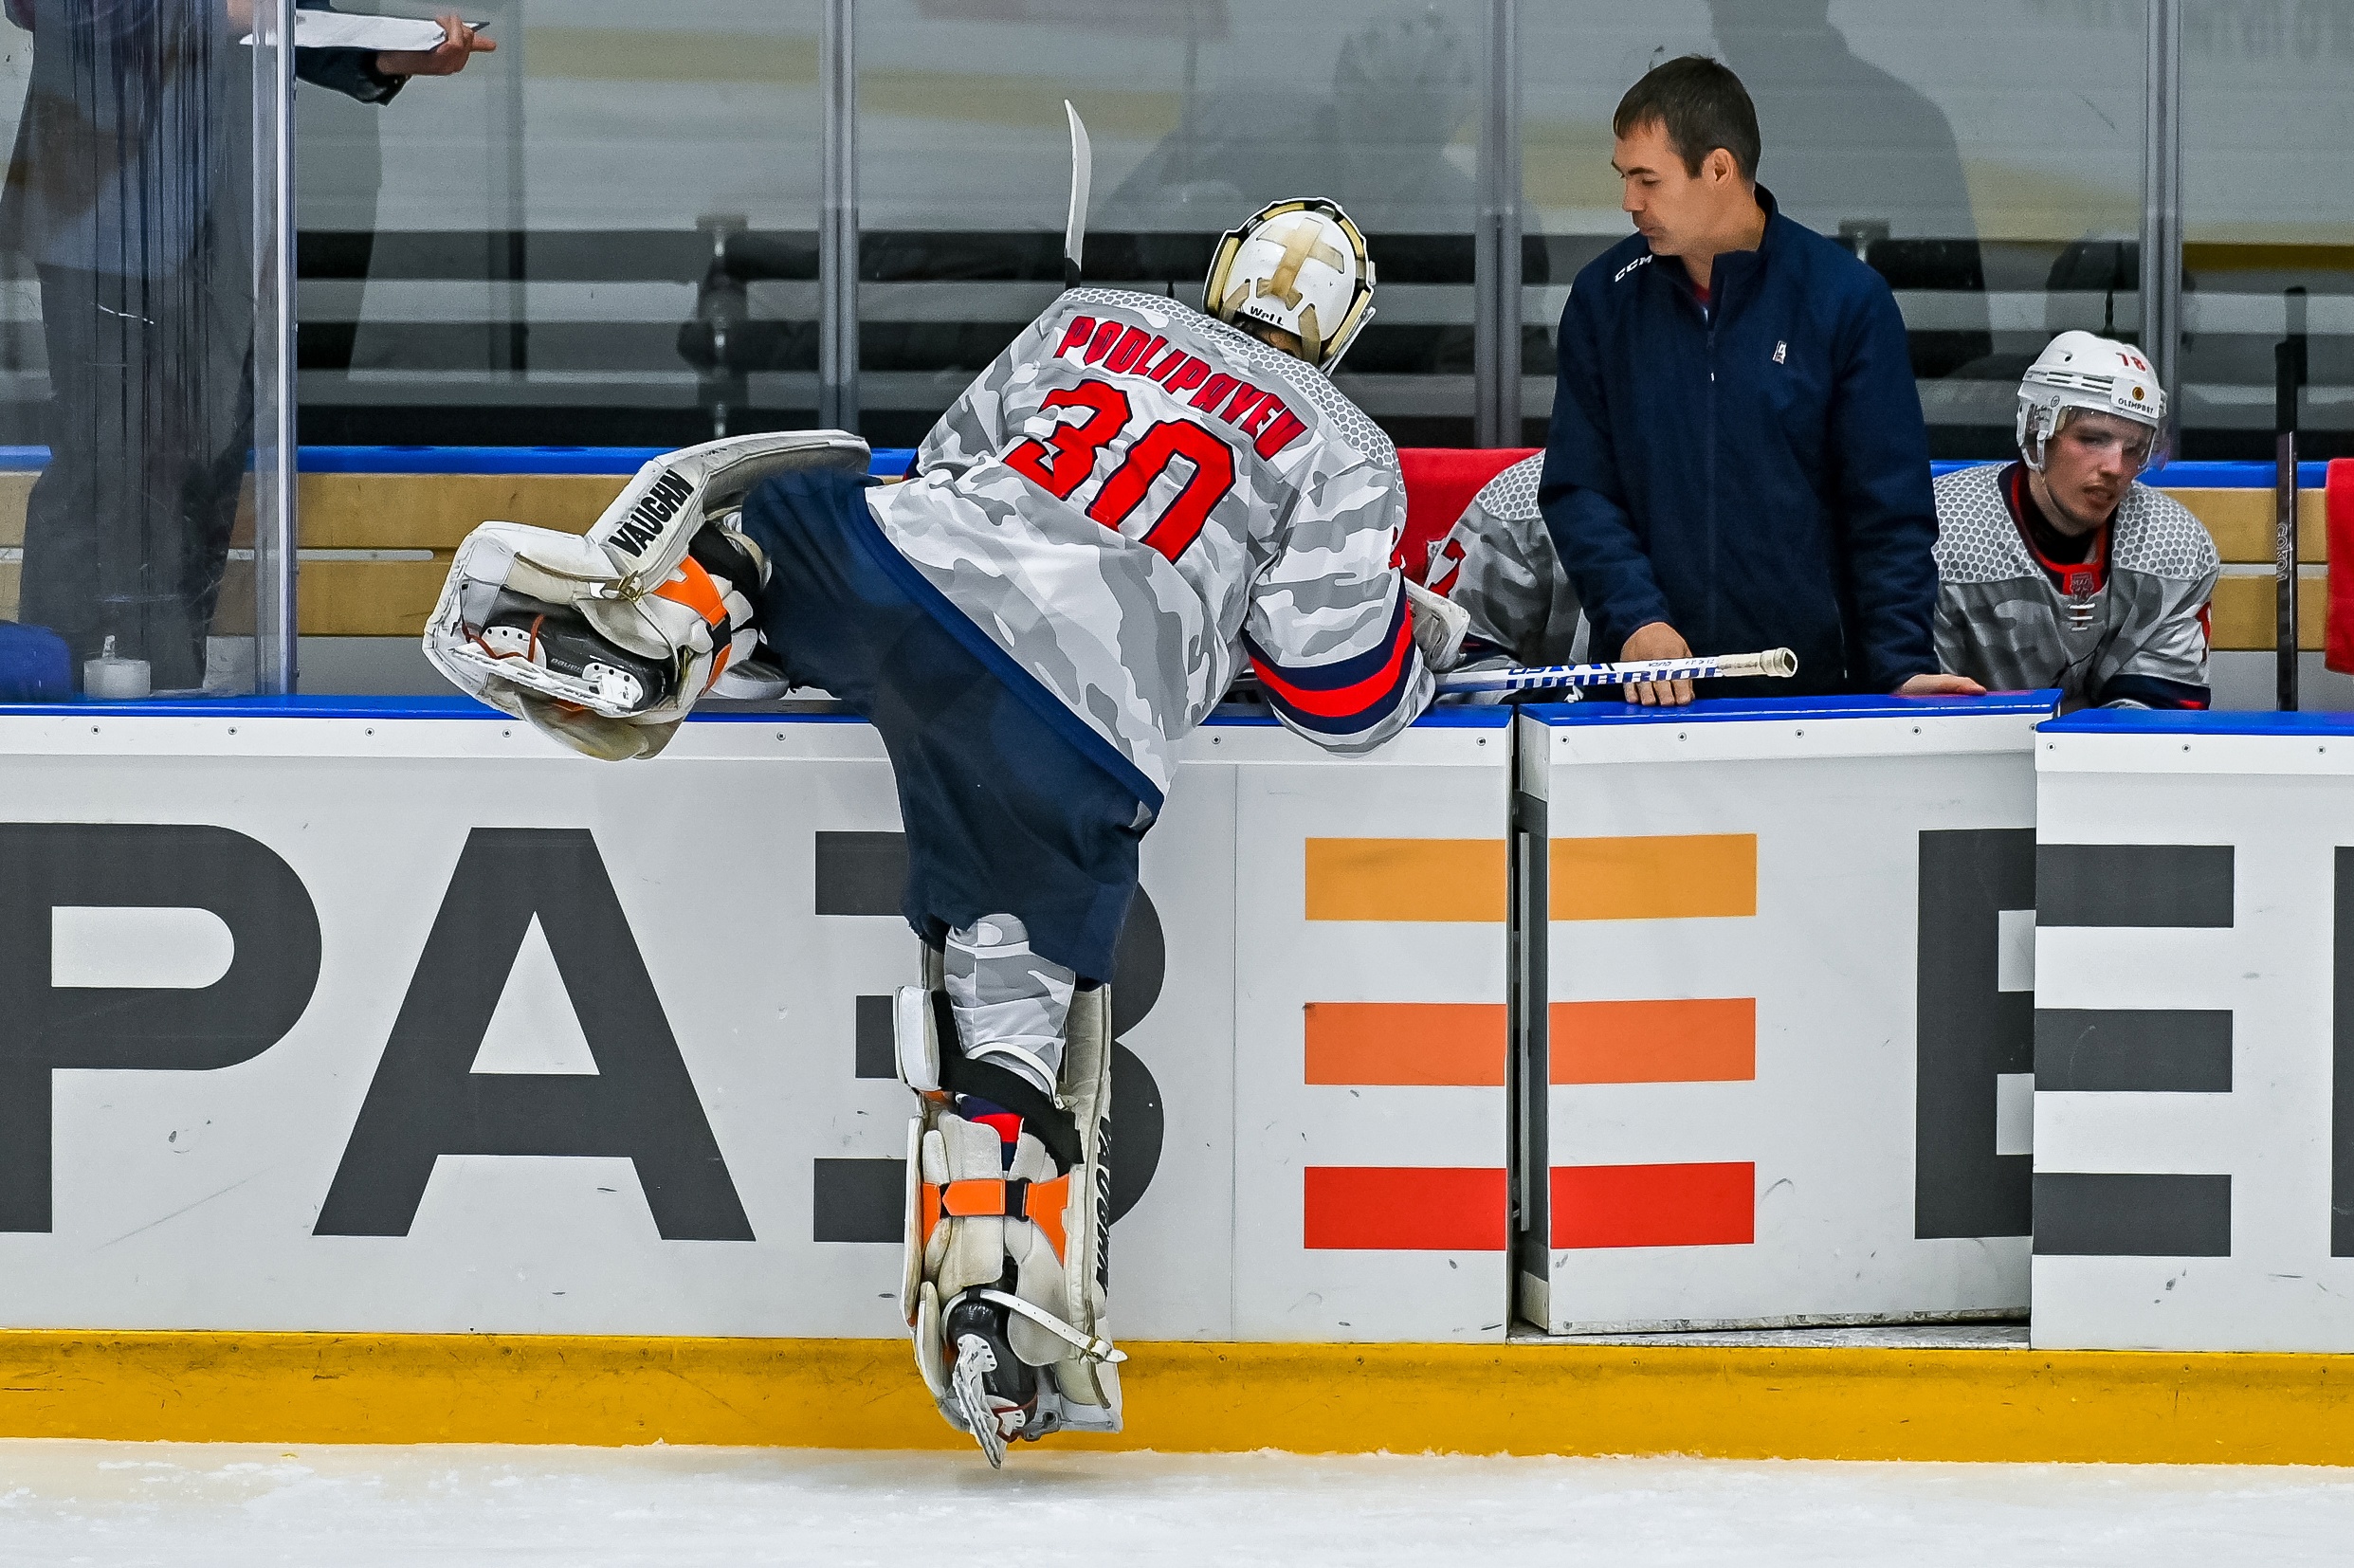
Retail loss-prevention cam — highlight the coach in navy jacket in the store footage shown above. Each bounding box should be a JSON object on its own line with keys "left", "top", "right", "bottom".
{"left": 1541, "top": 56, "right": 1980, "bottom": 705}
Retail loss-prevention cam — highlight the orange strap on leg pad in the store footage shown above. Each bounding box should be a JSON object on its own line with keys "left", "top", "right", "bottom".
{"left": 921, "top": 1175, "right": 1070, "bottom": 1260}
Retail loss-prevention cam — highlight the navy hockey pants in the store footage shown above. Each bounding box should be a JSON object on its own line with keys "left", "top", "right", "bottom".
{"left": 739, "top": 467, "right": 1148, "bottom": 983}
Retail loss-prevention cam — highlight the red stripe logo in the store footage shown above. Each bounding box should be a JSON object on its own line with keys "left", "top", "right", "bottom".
{"left": 1551, "top": 1162, "right": 1754, "bottom": 1249}
{"left": 1303, "top": 1167, "right": 1507, "bottom": 1251}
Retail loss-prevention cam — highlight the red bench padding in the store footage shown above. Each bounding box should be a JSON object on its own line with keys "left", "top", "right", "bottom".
{"left": 1396, "top": 447, "right": 1539, "bottom": 581}
{"left": 2330, "top": 459, "right": 2354, "bottom": 673}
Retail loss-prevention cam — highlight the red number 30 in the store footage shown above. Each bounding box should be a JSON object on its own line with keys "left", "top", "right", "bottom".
{"left": 1000, "top": 379, "right": 1236, "bottom": 563}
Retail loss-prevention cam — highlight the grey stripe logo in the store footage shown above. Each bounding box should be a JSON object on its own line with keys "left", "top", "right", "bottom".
{"left": 813, "top": 831, "right": 911, "bottom": 917}
{"left": 854, "top": 994, "right": 896, "bottom": 1079}
{"left": 2034, "top": 842, "right": 2237, "bottom": 1257}
{"left": 812, "top": 1158, "right": 902, "bottom": 1244}
{"left": 2034, "top": 1172, "right": 2231, "bottom": 1257}
{"left": 2035, "top": 1010, "right": 2233, "bottom": 1093}
{"left": 1915, "top": 828, "right": 2035, "bottom": 1240}
{"left": 2037, "top": 844, "right": 2234, "bottom": 928}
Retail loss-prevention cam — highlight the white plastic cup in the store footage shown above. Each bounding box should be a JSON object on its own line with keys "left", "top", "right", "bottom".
{"left": 83, "top": 635, "right": 151, "bottom": 700}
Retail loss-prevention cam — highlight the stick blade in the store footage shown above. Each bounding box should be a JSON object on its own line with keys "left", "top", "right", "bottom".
{"left": 1064, "top": 100, "right": 1092, "bottom": 291}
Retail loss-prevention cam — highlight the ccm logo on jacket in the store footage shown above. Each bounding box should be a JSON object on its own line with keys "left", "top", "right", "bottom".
{"left": 1539, "top": 187, "right": 1940, "bottom": 696}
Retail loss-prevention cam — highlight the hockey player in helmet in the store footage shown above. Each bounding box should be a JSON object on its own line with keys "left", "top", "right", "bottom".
{"left": 1425, "top": 451, "right": 1584, "bottom": 675}
{"left": 1932, "top": 331, "right": 2218, "bottom": 709}
{"left": 425, "top": 197, "right": 1452, "bottom": 1464}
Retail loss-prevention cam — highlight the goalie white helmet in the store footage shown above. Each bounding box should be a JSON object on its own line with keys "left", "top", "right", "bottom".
{"left": 1202, "top": 197, "right": 1376, "bottom": 372}
{"left": 2016, "top": 331, "right": 2164, "bottom": 472}
{"left": 423, "top": 429, "right": 869, "bottom": 759}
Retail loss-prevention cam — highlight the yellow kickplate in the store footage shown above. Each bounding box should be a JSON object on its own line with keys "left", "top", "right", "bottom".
{"left": 0, "top": 1333, "right": 2350, "bottom": 1465}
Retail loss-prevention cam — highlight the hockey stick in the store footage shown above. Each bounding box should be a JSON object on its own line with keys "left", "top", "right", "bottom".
{"left": 1063, "top": 100, "right": 1092, "bottom": 290}
{"left": 1436, "top": 647, "right": 1799, "bottom": 695}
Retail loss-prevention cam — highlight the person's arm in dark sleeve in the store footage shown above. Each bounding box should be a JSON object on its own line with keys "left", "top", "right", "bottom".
{"left": 1829, "top": 281, "right": 1941, "bottom": 691}
{"left": 1539, "top": 289, "right": 1670, "bottom": 652}
{"left": 291, "top": 1, "right": 408, "bottom": 103}
{"left": 294, "top": 47, "right": 405, "bottom": 103}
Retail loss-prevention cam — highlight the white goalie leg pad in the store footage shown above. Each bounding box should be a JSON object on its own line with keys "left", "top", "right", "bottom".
{"left": 908, "top": 1107, "right": 1075, "bottom": 1449}
{"left": 896, "top": 946, "right": 948, "bottom": 1337}
{"left": 899, "top": 935, "right": 1121, "bottom": 1447}
{"left": 1036, "top": 981, "right": 1120, "bottom": 1431}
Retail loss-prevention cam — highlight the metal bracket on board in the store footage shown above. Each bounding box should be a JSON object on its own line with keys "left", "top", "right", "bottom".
{"left": 1506, "top": 719, "right": 1551, "bottom": 1333}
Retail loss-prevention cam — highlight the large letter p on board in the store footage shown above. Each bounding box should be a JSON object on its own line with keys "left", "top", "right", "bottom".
{"left": 0, "top": 823, "right": 322, "bottom": 1231}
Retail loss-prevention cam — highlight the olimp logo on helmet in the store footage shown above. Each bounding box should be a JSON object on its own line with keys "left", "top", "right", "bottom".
{"left": 2015, "top": 331, "right": 2164, "bottom": 472}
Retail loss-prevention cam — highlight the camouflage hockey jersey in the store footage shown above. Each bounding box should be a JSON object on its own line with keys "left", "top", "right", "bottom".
{"left": 1933, "top": 462, "right": 2218, "bottom": 709}
{"left": 1425, "top": 452, "right": 1583, "bottom": 665}
{"left": 868, "top": 286, "right": 1432, "bottom": 797}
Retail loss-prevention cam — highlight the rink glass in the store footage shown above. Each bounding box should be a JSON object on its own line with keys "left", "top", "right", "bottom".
{"left": 852, "top": 0, "right": 1487, "bottom": 449}
{"left": 1517, "top": 3, "right": 2144, "bottom": 457}
{"left": 9, "top": 0, "right": 2302, "bottom": 696}
{"left": 2180, "top": 6, "right": 2354, "bottom": 460}
{"left": 296, "top": 1, "right": 823, "bottom": 449}
{"left": 0, "top": 0, "right": 292, "bottom": 699}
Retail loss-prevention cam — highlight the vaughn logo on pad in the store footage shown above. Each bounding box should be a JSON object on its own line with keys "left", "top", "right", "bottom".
{"left": 606, "top": 470, "right": 697, "bottom": 557}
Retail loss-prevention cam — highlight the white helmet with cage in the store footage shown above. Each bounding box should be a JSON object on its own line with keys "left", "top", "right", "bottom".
{"left": 1202, "top": 198, "right": 1377, "bottom": 372}
{"left": 2016, "top": 331, "right": 2165, "bottom": 471}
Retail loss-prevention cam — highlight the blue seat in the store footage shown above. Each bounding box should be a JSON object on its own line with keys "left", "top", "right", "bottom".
{"left": 0, "top": 621, "right": 72, "bottom": 702}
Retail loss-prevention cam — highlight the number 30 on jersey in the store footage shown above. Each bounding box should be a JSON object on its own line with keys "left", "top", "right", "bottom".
{"left": 998, "top": 311, "right": 1312, "bottom": 564}
{"left": 1003, "top": 381, "right": 1233, "bottom": 563}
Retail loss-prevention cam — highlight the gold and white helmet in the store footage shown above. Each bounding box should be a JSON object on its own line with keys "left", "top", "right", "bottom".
{"left": 2016, "top": 331, "right": 2164, "bottom": 470}
{"left": 1203, "top": 198, "right": 1376, "bottom": 372}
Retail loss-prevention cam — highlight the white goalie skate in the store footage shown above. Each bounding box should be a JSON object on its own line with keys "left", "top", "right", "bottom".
{"left": 896, "top": 954, "right": 1122, "bottom": 1468}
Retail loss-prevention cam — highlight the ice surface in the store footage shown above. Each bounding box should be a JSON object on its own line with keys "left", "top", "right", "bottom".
{"left": 0, "top": 1441, "right": 2349, "bottom": 1566}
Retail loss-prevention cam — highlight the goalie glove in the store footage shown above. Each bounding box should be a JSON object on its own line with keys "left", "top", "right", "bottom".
{"left": 1401, "top": 574, "right": 1470, "bottom": 672}
{"left": 424, "top": 430, "right": 869, "bottom": 758}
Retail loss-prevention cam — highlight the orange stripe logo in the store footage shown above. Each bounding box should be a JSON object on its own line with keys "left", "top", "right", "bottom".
{"left": 1301, "top": 1164, "right": 1757, "bottom": 1250}
{"left": 1551, "top": 834, "right": 1756, "bottom": 921}
{"left": 1553, "top": 997, "right": 1755, "bottom": 1085}
{"left": 1303, "top": 999, "right": 1754, "bottom": 1087}
{"left": 1543, "top": 835, "right": 1761, "bottom": 1251}
{"left": 1304, "top": 839, "right": 1505, "bottom": 922}
{"left": 1295, "top": 835, "right": 1761, "bottom": 1255}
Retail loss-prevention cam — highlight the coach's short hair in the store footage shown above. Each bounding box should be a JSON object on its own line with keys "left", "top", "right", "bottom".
{"left": 1613, "top": 55, "right": 1761, "bottom": 182}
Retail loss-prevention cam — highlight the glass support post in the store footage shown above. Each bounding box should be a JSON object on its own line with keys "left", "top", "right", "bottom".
{"left": 820, "top": 0, "right": 859, "bottom": 433}
{"left": 250, "top": 0, "right": 299, "bottom": 693}
{"left": 2277, "top": 289, "right": 2307, "bottom": 712}
{"left": 491, "top": 0, "right": 527, "bottom": 376}
{"left": 2139, "top": 0, "right": 2182, "bottom": 467}
{"left": 1473, "top": 0, "right": 1521, "bottom": 448}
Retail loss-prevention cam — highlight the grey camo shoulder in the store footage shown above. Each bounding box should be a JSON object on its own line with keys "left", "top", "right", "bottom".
{"left": 1059, "top": 286, "right": 1396, "bottom": 472}
{"left": 2112, "top": 483, "right": 2221, "bottom": 580}
{"left": 1931, "top": 462, "right": 2035, "bottom": 585}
